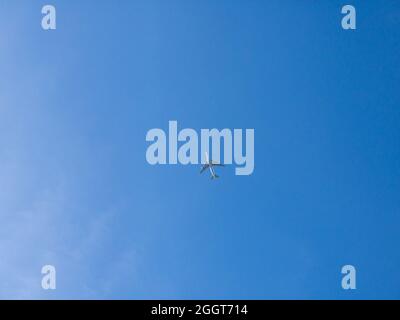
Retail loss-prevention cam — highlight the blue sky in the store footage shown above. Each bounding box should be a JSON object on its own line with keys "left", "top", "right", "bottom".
{"left": 0, "top": 0, "right": 399, "bottom": 299}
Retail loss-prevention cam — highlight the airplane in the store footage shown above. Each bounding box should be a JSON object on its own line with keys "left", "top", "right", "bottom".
{"left": 200, "top": 152, "right": 224, "bottom": 179}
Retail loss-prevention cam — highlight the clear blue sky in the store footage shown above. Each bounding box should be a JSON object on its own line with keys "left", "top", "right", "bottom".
{"left": 1, "top": 0, "right": 399, "bottom": 299}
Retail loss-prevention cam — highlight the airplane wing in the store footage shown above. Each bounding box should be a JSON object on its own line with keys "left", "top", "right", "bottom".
{"left": 200, "top": 164, "right": 210, "bottom": 174}
{"left": 210, "top": 162, "right": 225, "bottom": 167}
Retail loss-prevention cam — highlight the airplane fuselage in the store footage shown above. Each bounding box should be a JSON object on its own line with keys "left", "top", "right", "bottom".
{"left": 209, "top": 166, "right": 216, "bottom": 178}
